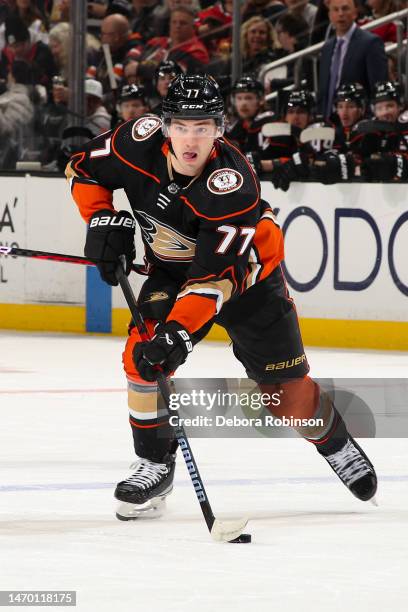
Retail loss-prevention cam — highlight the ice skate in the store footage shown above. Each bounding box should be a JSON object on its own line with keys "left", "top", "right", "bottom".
{"left": 115, "top": 456, "right": 175, "bottom": 521}
{"left": 318, "top": 435, "right": 377, "bottom": 501}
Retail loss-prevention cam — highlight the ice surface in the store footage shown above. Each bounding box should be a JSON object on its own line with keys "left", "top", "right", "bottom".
{"left": 0, "top": 331, "right": 407, "bottom": 611}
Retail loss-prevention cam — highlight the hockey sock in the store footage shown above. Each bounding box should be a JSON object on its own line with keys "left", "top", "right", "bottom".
{"left": 127, "top": 380, "right": 177, "bottom": 462}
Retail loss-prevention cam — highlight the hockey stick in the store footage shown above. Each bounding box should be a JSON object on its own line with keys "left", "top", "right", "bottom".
{"left": 0, "top": 246, "right": 147, "bottom": 274}
{"left": 115, "top": 260, "right": 250, "bottom": 543}
{"left": 300, "top": 126, "right": 335, "bottom": 144}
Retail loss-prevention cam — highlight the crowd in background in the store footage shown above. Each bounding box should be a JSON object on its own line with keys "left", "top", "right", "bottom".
{"left": 0, "top": 0, "right": 407, "bottom": 185}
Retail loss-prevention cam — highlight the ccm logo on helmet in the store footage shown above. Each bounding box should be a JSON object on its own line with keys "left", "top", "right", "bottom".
{"left": 89, "top": 216, "right": 136, "bottom": 229}
{"left": 180, "top": 104, "right": 204, "bottom": 109}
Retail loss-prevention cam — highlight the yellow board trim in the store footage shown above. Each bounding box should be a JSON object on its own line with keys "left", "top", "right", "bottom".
{"left": 1, "top": 304, "right": 407, "bottom": 351}
{"left": 0, "top": 303, "right": 85, "bottom": 333}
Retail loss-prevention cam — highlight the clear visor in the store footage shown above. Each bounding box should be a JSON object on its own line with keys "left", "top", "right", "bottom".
{"left": 163, "top": 118, "right": 224, "bottom": 138}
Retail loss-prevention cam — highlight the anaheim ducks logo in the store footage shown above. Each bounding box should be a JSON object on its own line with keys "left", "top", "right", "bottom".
{"left": 144, "top": 291, "right": 169, "bottom": 303}
{"left": 135, "top": 210, "right": 196, "bottom": 261}
{"left": 207, "top": 168, "right": 244, "bottom": 195}
{"left": 132, "top": 115, "right": 162, "bottom": 141}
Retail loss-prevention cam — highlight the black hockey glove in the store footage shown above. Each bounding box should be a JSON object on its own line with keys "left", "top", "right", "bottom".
{"left": 310, "top": 152, "right": 355, "bottom": 184}
{"left": 270, "top": 152, "right": 309, "bottom": 192}
{"left": 360, "top": 153, "right": 408, "bottom": 182}
{"left": 245, "top": 151, "right": 262, "bottom": 176}
{"left": 133, "top": 321, "right": 193, "bottom": 382}
{"left": 84, "top": 209, "right": 136, "bottom": 286}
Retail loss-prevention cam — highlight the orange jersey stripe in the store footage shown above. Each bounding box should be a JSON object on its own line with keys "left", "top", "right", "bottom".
{"left": 72, "top": 181, "right": 114, "bottom": 223}
{"left": 253, "top": 216, "right": 284, "bottom": 282}
{"left": 167, "top": 294, "right": 217, "bottom": 334}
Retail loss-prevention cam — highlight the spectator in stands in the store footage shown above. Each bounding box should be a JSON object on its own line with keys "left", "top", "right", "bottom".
{"left": 7, "top": 0, "right": 49, "bottom": 44}
{"left": 0, "top": 15, "right": 56, "bottom": 87}
{"left": 359, "top": 0, "right": 398, "bottom": 43}
{"left": 115, "top": 82, "right": 149, "bottom": 127}
{"left": 276, "top": 13, "right": 309, "bottom": 54}
{"left": 88, "top": 1, "right": 133, "bottom": 19}
{"left": 130, "top": 0, "right": 165, "bottom": 44}
{"left": 85, "top": 78, "right": 112, "bottom": 134}
{"left": 0, "top": 59, "right": 34, "bottom": 168}
{"left": 94, "top": 13, "right": 140, "bottom": 93}
{"left": 310, "top": 0, "right": 331, "bottom": 44}
{"left": 49, "top": 0, "right": 70, "bottom": 25}
{"left": 242, "top": 0, "right": 286, "bottom": 25}
{"left": 124, "top": 7, "right": 209, "bottom": 87}
{"left": 241, "top": 15, "right": 279, "bottom": 76}
{"left": 197, "top": 0, "right": 232, "bottom": 61}
{"left": 154, "top": 0, "right": 202, "bottom": 38}
{"left": 317, "top": 0, "right": 388, "bottom": 119}
{"left": 48, "top": 22, "right": 100, "bottom": 81}
{"left": 285, "top": 0, "right": 317, "bottom": 34}
{"left": 149, "top": 59, "right": 182, "bottom": 113}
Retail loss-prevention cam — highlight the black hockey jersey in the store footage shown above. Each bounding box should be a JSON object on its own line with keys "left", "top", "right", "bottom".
{"left": 66, "top": 115, "right": 284, "bottom": 334}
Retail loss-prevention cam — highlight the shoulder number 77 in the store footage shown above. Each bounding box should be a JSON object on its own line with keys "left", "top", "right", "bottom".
{"left": 215, "top": 225, "right": 256, "bottom": 255}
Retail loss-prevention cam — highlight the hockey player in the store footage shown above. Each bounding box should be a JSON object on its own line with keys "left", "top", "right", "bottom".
{"left": 66, "top": 73, "right": 377, "bottom": 520}
{"left": 225, "top": 75, "right": 274, "bottom": 153}
{"left": 255, "top": 89, "right": 314, "bottom": 191}
{"left": 306, "top": 83, "right": 366, "bottom": 185}
{"left": 116, "top": 84, "right": 150, "bottom": 126}
{"left": 355, "top": 81, "right": 408, "bottom": 182}
{"left": 149, "top": 60, "right": 182, "bottom": 115}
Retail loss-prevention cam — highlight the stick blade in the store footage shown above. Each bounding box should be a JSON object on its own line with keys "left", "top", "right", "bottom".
{"left": 300, "top": 126, "right": 335, "bottom": 143}
{"left": 261, "top": 122, "right": 292, "bottom": 138}
{"left": 210, "top": 516, "right": 249, "bottom": 542}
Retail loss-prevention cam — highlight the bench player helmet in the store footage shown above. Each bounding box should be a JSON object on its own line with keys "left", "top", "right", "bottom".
{"left": 161, "top": 73, "right": 225, "bottom": 135}
{"left": 372, "top": 80, "right": 401, "bottom": 104}
{"left": 155, "top": 60, "right": 182, "bottom": 83}
{"left": 335, "top": 82, "right": 365, "bottom": 107}
{"left": 119, "top": 83, "right": 147, "bottom": 104}
{"left": 286, "top": 89, "right": 314, "bottom": 112}
{"left": 231, "top": 75, "right": 264, "bottom": 98}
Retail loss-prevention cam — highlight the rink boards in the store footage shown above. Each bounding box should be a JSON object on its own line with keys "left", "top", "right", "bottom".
{"left": 0, "top": 174, "right": 407, "bottom": 349}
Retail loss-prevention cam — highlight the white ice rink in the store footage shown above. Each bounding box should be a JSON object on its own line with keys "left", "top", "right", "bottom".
{"left": 1, "top": 331, "right": 407, "bottom": 612}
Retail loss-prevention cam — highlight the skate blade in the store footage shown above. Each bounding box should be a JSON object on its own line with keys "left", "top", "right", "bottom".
{"left": 210, "top": 516, "right": 250, "bottom": 542}
{"left": 116, "top": 496, "right": 167, "bottom": 521}
{"left": 370, "top": 495, "right": 379, "bottom": 507}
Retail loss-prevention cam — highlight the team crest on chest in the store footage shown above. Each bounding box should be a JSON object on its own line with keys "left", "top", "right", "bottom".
{"left": 135, "top": 210, "right": 196, "bottom": 261}
{"left": 132, "top": 115, "right": 162, "bottom": 141}
{"left": 207, "top": 168, "right": 243, "bottom": 195}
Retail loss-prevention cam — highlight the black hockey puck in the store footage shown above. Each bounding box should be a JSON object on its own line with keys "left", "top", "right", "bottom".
{"left": 229, "top": 533, "right": 252, "bottom": 543}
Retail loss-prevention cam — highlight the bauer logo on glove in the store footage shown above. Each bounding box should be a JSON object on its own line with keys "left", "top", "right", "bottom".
{"left": 84, "top": 209, "right": 136, "bottom": 286}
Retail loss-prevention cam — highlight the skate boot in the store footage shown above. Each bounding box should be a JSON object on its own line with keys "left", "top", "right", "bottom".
{"left": 115, "top": 455, "right": 176, "bottom": 521}
{"left": 316, "top": 413, "right": 377, "bottom": 501}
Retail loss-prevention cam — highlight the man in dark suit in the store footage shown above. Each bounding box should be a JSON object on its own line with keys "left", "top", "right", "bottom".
{"left": 317, "top": 0, "right": 388, "bottom": 118}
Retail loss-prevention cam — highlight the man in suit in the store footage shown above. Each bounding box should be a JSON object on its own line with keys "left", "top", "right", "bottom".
{"left": 317, "top": 0, "right": 388, "bottom": 118}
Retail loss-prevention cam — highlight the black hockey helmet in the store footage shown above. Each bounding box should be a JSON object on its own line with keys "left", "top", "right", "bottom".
{"left": 372, "top": 81, "right": 401, "bottom": 104}
{"left": 155, "top": 60, "right": 182, "bottom": 82}
{"left": 119, "top": 83, "right": 147, "bottom": 104}
{"left": 335, "top": 82, "right": 366, "bottom": 107}
{"left": 231, "top": 75, "right": 264, "bottom": 97}
{"left": 286, "top": 89, "right": 314, "bottom": 112}
{"left": 162, "top": 74, "right": 224, "bottom": 124}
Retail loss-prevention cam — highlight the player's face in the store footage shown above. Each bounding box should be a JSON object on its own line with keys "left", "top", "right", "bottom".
{"left": 157, "top": 74, "right": 175, "bottom": 98}
{"left": 374, "top": 100, "right": 400, "bottom": 122}
{"left": 285, "top": 107, "right": 310, "bottom": 130}
{"left": 121, "top": 99, "right": 147, "bottom": 121}
{"left": 234, "top": 92, "right": 260, "bottom": 120}
{"left": 169, "top": 118, "right": 219, "bottom": 176}
{"left": 336, "top": 100, "right": 362, "bottom": 128}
